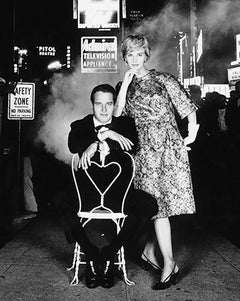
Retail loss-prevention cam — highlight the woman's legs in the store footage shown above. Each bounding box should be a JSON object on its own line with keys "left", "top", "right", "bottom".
{"left": 141, "top": 240, "right": 161, "bottom": 269}
{"left": 154, "top": 217, "right": 178, "bottom": 281}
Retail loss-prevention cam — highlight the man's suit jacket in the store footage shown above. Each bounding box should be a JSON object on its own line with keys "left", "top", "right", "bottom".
{"left": 68, "top": 114, "right": 138, "bottom": 156}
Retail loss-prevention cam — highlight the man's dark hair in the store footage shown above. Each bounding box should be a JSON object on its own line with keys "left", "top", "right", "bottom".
{"left": 90, "top": 84, "right": 116, "bottom": 104}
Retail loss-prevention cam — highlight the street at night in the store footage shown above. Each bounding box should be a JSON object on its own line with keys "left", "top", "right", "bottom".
{"left": 0, "top": 0, "right": 240, "bottom": 300}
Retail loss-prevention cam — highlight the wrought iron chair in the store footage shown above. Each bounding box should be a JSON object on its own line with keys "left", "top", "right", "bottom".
{"left": 68, "top": 151, "right": 136, "bottom": 286}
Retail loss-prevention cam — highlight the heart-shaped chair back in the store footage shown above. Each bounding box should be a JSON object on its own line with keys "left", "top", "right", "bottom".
{"left": 72, "top": 152, "right": 135, "bottom": 213}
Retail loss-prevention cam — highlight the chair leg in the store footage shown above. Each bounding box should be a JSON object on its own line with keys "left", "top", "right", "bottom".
{"left": 119, "top": 247, "right": 135, "bottom": 286}
{"left": 67, "top": 243, "right": 82, "bottom": 286}
{"left": 67, "top": 242, "right": 79, "bottom": 271}
{"left": 67, "top": 225, "right": 135, "bottom": 286}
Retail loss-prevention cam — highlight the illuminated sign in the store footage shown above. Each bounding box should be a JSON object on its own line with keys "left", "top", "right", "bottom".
{"left": 81, "top": 36, "right": 117, "bottom": 73}
{"left": 202, "top": 84, "right": 230, "bottom": 98}
{"left": 129, "top": 10, "right": 144, "bottom": 21}
{"left": 78, "top": 0, "right": 120, "bottom": 29}
{"left": 196, "top": 30, "right": 203, "bottom": 63}
{"left": 227, "top": 65, "right": 240, "bottom": 82}
{"left": 8, "top": 82, "right": 35, "bottom": 120}
{"left": 73, "top": 0, "right": 77, "bottom": 19}
{"left": 184, "top": 76, "right": 203, "bottom": 88}
{"left": 236, "top": 34, "right": 240, "bottom": 62}
{"left": 37, "top": 46, "right": 56, "bottom": 56}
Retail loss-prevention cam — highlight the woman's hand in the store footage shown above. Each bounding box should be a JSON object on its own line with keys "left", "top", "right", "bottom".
{"left": 122, "top": 69, "right": 137, "bottom": 85}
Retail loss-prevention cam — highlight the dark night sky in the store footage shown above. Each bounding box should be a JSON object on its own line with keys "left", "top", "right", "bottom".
{"left": 14, "top": 0, "right": 74, "bottom": 46}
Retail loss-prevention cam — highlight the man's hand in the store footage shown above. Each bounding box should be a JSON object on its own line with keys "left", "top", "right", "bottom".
{"left": 101, "top": 130, "right": 133, "bottom": 151}
{"left": 72, "top": 156, "right": 80, "bottom": 171}
{"left": 79, "top": 142, "right": 98, "bottom": 170}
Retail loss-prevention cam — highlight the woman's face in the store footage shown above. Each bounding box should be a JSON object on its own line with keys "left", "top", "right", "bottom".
{"left": 125, "top": 48, "right": 146, "bottom": 71}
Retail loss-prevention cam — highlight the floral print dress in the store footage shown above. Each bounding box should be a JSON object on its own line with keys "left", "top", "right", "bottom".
{"left": 123, "top": 70, "right": 197, "bottom": 218}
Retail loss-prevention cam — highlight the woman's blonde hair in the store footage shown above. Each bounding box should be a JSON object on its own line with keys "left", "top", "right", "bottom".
{"left": 121, "top": 34, "right": 151, "bottom": 61}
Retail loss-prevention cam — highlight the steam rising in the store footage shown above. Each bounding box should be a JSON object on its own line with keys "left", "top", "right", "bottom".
{"left": 198, "top": 0, "right": 240, "bottom": 45}
{"left": 35, "top": 0, "right": 240, "bottom": 164}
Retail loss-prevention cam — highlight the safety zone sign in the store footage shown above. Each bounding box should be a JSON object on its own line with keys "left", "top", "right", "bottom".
{"left": 8, "top": 82, "right": 35, "bottom": 120}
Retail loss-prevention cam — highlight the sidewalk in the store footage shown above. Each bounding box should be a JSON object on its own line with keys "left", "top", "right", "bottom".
{"left": 0, "top": 215, "right": 239, "bottom": 301}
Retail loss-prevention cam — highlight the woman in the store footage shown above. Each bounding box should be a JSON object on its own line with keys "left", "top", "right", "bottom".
{"left": 114, "top": 34, "right": 199, "bottom": 290}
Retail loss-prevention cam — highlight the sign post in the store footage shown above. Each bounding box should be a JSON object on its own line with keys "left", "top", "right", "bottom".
{"left": 7, "top": 82, "right": 35, "bottom": 199}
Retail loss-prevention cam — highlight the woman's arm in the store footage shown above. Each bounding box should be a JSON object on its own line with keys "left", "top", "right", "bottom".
{"left": 114, "top": 85, "right": 128, "bottom": 116}
{"left": 187, "top": 110, "right": 197, "bottom": 126}
{"left": 114, "top": 70, "right": 135, "bottom": 116}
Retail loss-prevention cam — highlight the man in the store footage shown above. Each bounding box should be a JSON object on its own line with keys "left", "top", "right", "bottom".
{"left": 225, "top": 80, "right": 240, "bottom": 137}
{"left": 64, "top": 84, "right": 157, "bottom": 289}
{"left": 68, "top": 83, "right": 138, "bottom": 169}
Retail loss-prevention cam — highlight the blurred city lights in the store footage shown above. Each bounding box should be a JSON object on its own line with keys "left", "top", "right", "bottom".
{"left": 47, "top": 61, "right": 63, "bottom": 70}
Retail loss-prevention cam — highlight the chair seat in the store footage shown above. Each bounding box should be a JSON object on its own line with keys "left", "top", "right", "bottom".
{"left": 78, "top": 210, "right": 126, "bottom": 219}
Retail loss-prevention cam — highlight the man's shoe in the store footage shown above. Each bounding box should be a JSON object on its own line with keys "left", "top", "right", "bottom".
{"left": 100, "top": 260, "right": 115, "bottom": 289}
{"left": 85, "top": 260, "right": 100, "bottom": 289}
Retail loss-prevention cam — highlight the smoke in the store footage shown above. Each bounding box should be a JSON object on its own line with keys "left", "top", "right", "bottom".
{"left": 196, "top": 0, "right": 240, "bottom": 82}
{"left": 198, "top": 0, "right": 240, "bottom": 46}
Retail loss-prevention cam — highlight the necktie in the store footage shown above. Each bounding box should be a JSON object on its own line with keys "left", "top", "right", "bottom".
{"left": 95, "top": 123, "right": 112, "bottom": 132}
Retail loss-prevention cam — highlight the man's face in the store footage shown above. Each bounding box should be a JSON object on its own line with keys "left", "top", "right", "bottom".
{"left": 92, "top": 91, "right": 114, "bottom": 124}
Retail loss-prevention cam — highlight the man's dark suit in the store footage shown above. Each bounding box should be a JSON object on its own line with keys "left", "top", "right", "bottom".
{"left": 68, "top": 114, "right": 138, "bottom": 156}
{"left": 58, "top": 114, "right": 157, "bottom": 260}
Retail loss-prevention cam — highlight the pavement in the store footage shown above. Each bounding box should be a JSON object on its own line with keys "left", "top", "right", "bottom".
{"left": 0, "top": 214, "right": 240, "bottom": 301}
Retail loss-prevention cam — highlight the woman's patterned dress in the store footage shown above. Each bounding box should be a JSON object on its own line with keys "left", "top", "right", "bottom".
{"left": 123, "top": 70, "right": 197, "bottom": 218}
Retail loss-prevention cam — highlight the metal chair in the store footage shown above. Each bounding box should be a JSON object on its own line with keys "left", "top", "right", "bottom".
{"left": 67, "top": 151, "right": 136, "bottom": 286}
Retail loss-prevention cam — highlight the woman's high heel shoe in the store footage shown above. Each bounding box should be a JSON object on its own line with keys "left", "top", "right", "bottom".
{"left": 152, "top": 264, "right": 179, "bottom": 290}
{"left": 141, "top": 253, "right": 161, "bottom": 271}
